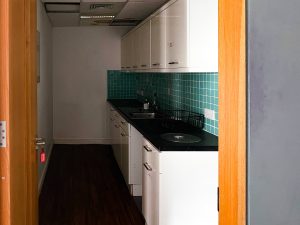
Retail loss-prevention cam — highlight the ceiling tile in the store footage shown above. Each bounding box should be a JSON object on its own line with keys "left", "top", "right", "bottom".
{"left": 48, "top": 13, "right": 80, "bottom": 27}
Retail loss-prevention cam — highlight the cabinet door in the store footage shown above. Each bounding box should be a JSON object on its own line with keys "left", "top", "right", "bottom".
{"left": 129, "top": 32, "right": 139, "bottom": 70}
{"left": 121, "top": 129, "right": 129, "bottom": 184}
{"left": 151, "top": 10, "right": 166, "bottom": 69}
{"left": 123, "top": 36, "right": 131, "bottom": 70}
{"left": 129, "top": 126, "right": 143, "bottom": 185}
{"left": 138, "top": 20, "right": 151, "bottom": 70}
{"left": 142, "top": 143, "right": 154, "bottom": 225}
{"left": 121, "top": 38, "right": 126, "bottom": 70}
{"left": 112, "top": 121, "right": 122, "bottom": 169}
{"left": 124, "top": 33, "right": 136, "bottom": 70}
{"left": 165, "top": 0, "right": 188, "bottom": 68}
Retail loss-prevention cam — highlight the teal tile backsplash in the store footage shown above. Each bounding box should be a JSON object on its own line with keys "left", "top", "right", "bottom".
{"left": 107, "top": 70, "right": 218, "bottom": 136}
{"left": 107, "top": 71, "right": 136, "bottom": 99}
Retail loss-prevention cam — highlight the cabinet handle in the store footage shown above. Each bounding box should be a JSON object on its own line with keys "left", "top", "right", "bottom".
{"left": 114, "top": 125, "right": 119, "bottom": 128}
{"left": 133, "top": 65, "right": 138, "bottom": 68}
{"left": 143, "top": 145, "right": 152, "bottom": 152}
{"left": 152, "top": 63, "right": 160, "bottom": 66}
{"left": 168, "top": 61, "right": 179, "bottom": 65}
{"left": 121, "top": 133, "right": 126, "bottom": 137}
{"left": 126, "top": 66, "right": 131, "bottom": 69}
{"left": 141, "top": 64, "right": 147, "bottom": 68}
{"left": 143, "top": 162, "right": 152, "bottom": 171}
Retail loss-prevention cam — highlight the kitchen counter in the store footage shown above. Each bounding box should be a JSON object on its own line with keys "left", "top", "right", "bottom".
{"left": 108, "top": 99, "right": 218, "bottom": 151}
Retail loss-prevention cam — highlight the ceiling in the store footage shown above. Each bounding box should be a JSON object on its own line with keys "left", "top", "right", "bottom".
{"left": 42, "top": 0, "right": 169, "bottom": 27}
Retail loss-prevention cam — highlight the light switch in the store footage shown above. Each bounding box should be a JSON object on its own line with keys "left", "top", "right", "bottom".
{"left": 204, "top": 109, "right": 215, "bottom": 120}
{"left": 0, "top": 121, "right": 7, "bottom": 148}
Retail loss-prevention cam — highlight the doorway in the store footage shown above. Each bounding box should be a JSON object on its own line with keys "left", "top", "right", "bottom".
{"left": 0, "top": 0, "right": 246, "bottom": 225}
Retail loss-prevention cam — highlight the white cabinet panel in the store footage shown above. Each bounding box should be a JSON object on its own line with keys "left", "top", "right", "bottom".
{"left": 165, "top": 0, "right": 188, "bottom": 68}
{"left": 159, "top": 151, "right": 218, "bottom": 225}
{"left": 129, "top": 126, "right": 143, "bottom": 185}
{"left": 121, "top": 128, "right": 129, "bottom": 184}
{"left": 109, "top": 110, "right": 143, "bottom": 196}
{"left": 142, "top": 137, "right": 218, "bottom": 225}
{"left": 137, "top": 20, "right": 151, "bottom": 70}
{"left": 151, "top": 10, "right": 167, "bottom": 69}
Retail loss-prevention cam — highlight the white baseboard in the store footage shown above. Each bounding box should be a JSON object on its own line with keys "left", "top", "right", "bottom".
{"left": 53, "top": 138, "right": 112, "bottom": 145}
{"left": 129, "top": 184, "right": 142, "bottom": 196}
{"left": 38, "top": 141, "right": 53, "bottom": 195}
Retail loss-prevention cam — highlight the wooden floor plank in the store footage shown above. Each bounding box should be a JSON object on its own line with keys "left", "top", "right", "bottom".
{"left": 39, "top": 144, "right": 145, "bottom": 225}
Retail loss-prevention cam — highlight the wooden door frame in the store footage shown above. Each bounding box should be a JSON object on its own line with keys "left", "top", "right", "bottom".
{"left": 1, "top": 0, "right": 246, "bottom": 224}
{"left": 0, "top": 0, "right": 38, "bottom": 225}
{"left": 219, "top": 0, "right": 246, "bottom": 225}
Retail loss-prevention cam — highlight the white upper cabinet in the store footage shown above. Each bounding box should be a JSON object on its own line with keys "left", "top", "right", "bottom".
{"left": 121, "top": 0, "right": 218, "bottom": 72}
{"left": 130, "top": 32, "right": 139, "bottom": 70}
{"left": 151, "top": 10, "right": 167, "bottom": 69}
{"left": 188, "top": 0, "right": 218, "bottom": 71}
{"left": 121, "top": 39, "right": 126, "bottom": 70}
{"left": 165, "top": 0, "right": 188, "bottom": 69}
{"left": 137, "top": 20, "right": 151, "bottom": 70}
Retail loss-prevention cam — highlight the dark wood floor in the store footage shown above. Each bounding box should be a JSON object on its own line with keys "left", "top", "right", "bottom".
{"left": 39, "top": 144, "right": 145, "bottom": 225}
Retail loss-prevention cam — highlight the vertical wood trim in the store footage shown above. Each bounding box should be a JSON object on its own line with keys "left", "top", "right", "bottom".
{"left": 219, "top": 0, "right": 246, "bottom": 225}
{"left": 0, "top": 0, "right": 11, "bottom": 224}
{"left": 25, "top": 0, "right": 38, "bottom": 224}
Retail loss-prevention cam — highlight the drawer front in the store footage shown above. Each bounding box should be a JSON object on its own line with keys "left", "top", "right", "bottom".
{"left": 119, "top": 116, "right": 129, "bottom": 131}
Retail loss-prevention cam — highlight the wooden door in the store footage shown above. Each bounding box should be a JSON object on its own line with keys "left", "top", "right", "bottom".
{"left": 0, "top": 0, "right": 38, "bottom": 225}
{"left": 219, "top": 0, "right": 246, "bottom": 225}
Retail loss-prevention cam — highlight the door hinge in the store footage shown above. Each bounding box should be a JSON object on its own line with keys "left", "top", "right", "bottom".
{"left": 0, "top": 121, "right": 7, "bottom": 148}
{"left": 217, "top": 187, "right": 219, "bottom": 212}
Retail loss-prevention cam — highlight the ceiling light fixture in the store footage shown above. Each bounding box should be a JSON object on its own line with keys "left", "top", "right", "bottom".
{"left": 80, "top": 15, "right": 115, "bottom": 19}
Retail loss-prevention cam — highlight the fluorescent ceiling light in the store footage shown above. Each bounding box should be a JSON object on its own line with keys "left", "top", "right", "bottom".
{"left": 45, "top": 3, "right": 80, "bottom": 13}
{"left": 80, "top": 15, "right": 115, "bottom": 19}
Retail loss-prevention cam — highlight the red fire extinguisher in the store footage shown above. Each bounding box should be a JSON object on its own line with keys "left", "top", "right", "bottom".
{"left": 40, "top": 148, "right": 46, "bottom": 163}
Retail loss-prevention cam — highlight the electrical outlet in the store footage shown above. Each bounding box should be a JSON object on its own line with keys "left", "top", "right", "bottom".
{"left": 204, "top": 109, "right": 215, "bottom": 120}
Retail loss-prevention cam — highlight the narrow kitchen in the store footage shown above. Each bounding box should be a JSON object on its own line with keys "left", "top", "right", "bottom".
{"left": 37, "top": 0, "right": 218, "bottom": 225}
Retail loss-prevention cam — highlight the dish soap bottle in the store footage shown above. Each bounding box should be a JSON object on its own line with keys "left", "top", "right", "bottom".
{"left": 143, "top": 98, "right": 149, "bottom": 110}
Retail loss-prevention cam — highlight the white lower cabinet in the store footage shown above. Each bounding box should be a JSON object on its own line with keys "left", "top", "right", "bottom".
{"left": 110, "top": 107, "right": 143, "bottom": 196}
{"left": 142, "top": 138, "right": 218, "bottom": 225}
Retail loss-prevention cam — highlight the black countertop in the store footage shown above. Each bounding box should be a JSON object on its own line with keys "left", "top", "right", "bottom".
{"left": 108, "top": 99, "right": 218, "bottom": 152}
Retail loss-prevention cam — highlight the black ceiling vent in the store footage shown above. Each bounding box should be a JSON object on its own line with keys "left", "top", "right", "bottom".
{"left": 110, "top": 19, "right": 141, "bottom": 26}
{"left": 90, "top": 4, "right": 114, "bottom": 10}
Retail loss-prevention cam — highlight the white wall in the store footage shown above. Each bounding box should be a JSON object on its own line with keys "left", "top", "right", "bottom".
{"left": 37, "top": 0, "right": 53, "bottom": 192}
{"left": 53, "top": 26, "right": 129, "bottom": 144}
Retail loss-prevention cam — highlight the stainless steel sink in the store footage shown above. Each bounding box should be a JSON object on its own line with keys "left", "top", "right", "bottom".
{"left": 160, "top": 133, "right": 202, "bottom": 143}
{"left": 130, "top": 112, "right": 156, "bottom": 119}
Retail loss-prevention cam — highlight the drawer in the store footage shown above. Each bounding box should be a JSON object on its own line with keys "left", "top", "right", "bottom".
{"left": 120, "top": 126, "right": 129, "bottom": 137}
{"left": 143, "top": 139, "right": 159, "bottom": 168}
{"left": 119, "top": 116, "right": 129, "bottom": 131}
